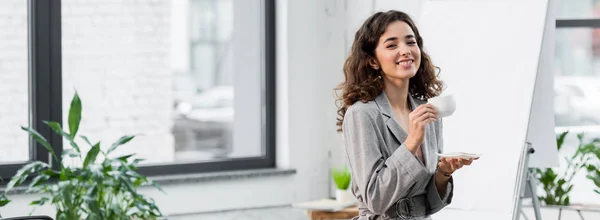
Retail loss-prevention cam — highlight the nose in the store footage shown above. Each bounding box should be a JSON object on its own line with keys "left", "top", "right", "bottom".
{"left": 399, "top": 45, "right": 411, "bottom": 57}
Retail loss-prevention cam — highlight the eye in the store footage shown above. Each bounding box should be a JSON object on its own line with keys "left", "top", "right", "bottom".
{"left": 386, "top": 44, "right": 397, "bottom": 49}
{"left": 407, "top": 41, "right": 417, "bottom": 45}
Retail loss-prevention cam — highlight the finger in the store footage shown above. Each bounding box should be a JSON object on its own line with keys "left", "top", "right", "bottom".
{"left": 463, "top": 158, "right": 473, "bottom": 165}
{"left": 412, "top": 106, "right": 437, "bottom": 118}
{"left": 449, "top": 159, "right": 457, "bottom": 171}
{"left": 455, "top": 159, "right": 463, "bottom": 169}
{"left": 423, "top": 104, "right": 438, "bottom": 115}
{"left": 415, "top": 104, "right": 426, "bottom": 111}
{"left": 416, "top": 112, "right": 437, "bottom": 124}
{"left": 423, "top": 104, "right": 438, "bottom": 117}
{"left": 445, "top": 158, "right": 456, "bottom": 171}
{"left": 445, "top": 157, "right": 453, "bottom": 164}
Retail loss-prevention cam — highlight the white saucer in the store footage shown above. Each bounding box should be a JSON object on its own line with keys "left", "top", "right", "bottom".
{"left": 436, "top": 152, "right": 481, "bottom": 160}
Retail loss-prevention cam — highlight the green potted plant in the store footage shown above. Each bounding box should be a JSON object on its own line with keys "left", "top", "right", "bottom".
{"left": 0, "top": 92, "right": 164, "bottom": 220}
{"left": 331, "top": 166, "right": 352, "bottom": 202}
{"left": 580, "top": 137, "right": 600, "bottom": 195}
{"left": 586, "top": 166, "right": 600, "bottom": 195}
{"left": 534, "top": 131, "right": 597, "bottom": 206}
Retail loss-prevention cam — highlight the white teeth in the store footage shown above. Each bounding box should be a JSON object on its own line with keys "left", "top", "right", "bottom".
{"left": 397, "top": 60, "right": 412, "bottom": 66}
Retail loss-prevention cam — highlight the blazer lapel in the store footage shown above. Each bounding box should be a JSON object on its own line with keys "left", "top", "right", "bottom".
{"left": 374, "top": 92, "right": 409, "bottom": 147}
{"left": 375, "top": 92, "right": 435, "bottom": 171}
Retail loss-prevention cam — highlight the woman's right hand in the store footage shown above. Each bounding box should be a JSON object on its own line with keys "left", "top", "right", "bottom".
{"left": 404, "top": 104, "right": 437, "bottom": 153}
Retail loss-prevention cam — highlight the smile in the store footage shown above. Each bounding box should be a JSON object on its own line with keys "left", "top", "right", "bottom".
{"left": 396, "top": 60, "right": 414, "bottom": 67}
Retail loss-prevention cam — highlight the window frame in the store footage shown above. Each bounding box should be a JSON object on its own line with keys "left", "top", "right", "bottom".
{"left": 0, "top": 0, "right": 276, "bottom": 181}
{"left": 557, "top": 19, "right": 600, "bottom": 28}
{"left": 0, "top": 0, "right": 63, "bottom": 180}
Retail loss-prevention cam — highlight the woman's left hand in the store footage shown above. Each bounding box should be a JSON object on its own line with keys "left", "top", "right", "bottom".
{"left": 437, "top": 157, "right": 476, "bottom": 177}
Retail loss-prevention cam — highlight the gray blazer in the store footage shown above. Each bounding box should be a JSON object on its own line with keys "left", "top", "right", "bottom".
{"left": 342, "top": 92, "right": 453, "bottom": 220}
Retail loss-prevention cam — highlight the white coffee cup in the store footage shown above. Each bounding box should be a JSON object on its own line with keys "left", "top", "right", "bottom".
{"left": 427, "top": 94, "right": 456, "bottom": 118}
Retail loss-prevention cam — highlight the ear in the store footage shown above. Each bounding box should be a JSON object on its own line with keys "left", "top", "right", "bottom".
{"left": 368, "top": 58, "right": 379, "bottom": 70}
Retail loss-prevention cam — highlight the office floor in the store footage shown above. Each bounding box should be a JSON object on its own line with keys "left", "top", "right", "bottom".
{"left": 167, "top": 206, "right": 308, "bottom": 220}
{"left": 167, "top": 205, "right": 600, "bottom": 220}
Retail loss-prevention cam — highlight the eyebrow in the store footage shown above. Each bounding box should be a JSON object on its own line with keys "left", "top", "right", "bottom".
{"left": 383, "top": 35, "right": 416, "bottom": 43}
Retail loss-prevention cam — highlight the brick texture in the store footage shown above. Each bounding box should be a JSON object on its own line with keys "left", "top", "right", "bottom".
{"left": 61, "top": 0, "right": 174, "bottom": 164}
{"left": 0, "top": 0, "right": 29, "bottom": 163}
{"left": 0, "top": 0, "right": 175, "bottom": 164}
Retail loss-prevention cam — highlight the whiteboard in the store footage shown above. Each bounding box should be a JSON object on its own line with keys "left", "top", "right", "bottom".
{"left": 418, "top": 0, "right": 549, "bottom": 216}
{"left": 526, "top": 0, "right": 559, "bottom": 168}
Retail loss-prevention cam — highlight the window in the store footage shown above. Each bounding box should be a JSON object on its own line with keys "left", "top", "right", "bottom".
{"left": 557, "top": 0, "right": 600, "bottom": 19}
{"left": 555, "top": 4, "right": 600, "bottom": 128}
{"left": 0, "top": 0, "right": 63, "bottom": 180}
{"left": 1, "top": 0, "right": 275, "bottom": 180}
{"left": 0, "top": 0, "right": 29, "bottom": 164}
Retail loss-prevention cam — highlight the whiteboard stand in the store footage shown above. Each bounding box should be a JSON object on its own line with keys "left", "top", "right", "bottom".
{"left": 513, "top": 142, "right": 542, "bottom": 220}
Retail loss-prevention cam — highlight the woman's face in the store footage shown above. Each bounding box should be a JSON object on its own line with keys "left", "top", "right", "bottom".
{"left": 372, "top": 20, "right": 421, "bottom": 81}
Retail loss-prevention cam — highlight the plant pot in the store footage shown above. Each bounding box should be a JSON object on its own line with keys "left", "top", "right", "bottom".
{"left": 335, "top": 189, "right": 352, "bottom": 202}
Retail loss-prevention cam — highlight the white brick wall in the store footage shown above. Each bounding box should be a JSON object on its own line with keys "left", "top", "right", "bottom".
{"left": 0, "top": 0, "right": 29, "bottom": 163}
{"left": 0, "top": 0, "right": 176, "bottom": 164}
{"left": 61, "top": 0, "right": 174, "bottom": 164}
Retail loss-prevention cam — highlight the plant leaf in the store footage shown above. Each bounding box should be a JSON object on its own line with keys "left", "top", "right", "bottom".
{"left": 331, "top": 167, "right": 351, "bottom": 190}
{"left": 29, "top": 174, "right": 50, "bottom": 188}
{"left": 30, "top": 197, "right": 50, "bottom": 206}
{"left": 60, "top": 168, "right": 75, "bottom": 181}
{"left": 150, "top": 180, "right": 165, "bottom": 194}
{"left": 5, "top": 161, "right": 50, "bottom": 193}
{"left": 62, "top": 148, "right": 81, "bottom": 158}
{"left": 83, "top": 142, "right": 101, "bottom": 168}
{"left": 119, "top": 176, "right": 138, "bottom": 197}
{"left": 0, "top": 194, "right": 10, "bottom": 207}
{"left": 21, "top": 126, "right": 58, "bottom": 163}
{"left": 116, "top": 154, "right": 136, "bottom": 162}
{"left": 557, "top": 131, "right": 569, "bottom": 151}
{"left": 80, "top": 135, "right": 94, "bottom": 147}
{"left": 44, "top": 121, "right": 81, "bottom": 154}
{"left": 41, "top": 169, "right": 61, "bottom": 178}
{"left": 107, "top": 135, "right": 135, "bottom": 155}
{"left": 68, "top": 92, "right": 82, "bottom": 139}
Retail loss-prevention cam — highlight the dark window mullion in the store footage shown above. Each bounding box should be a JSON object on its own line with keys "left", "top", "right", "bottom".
{"left": 28, "top": 0, "right": 63, "bottom": 170}
{"left": 264, "top": 0, "right": 276, "bottom": 166}
{"left": 557, "top": 18, "right": 600, "bottom": 28}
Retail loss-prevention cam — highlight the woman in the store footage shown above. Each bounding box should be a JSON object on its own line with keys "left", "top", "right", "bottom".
{"left": 335, "top": 10, "right": 476, "bottom": 219}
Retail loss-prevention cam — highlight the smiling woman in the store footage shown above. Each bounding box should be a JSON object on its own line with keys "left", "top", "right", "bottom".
{"left": 335, "top": 12, "right": 443, "bottom": 132}
{"left": 335, "top": 10, "right": 477, "bottom": 220}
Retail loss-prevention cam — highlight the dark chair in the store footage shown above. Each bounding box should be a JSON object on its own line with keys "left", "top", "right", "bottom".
{"left": 1, "top": 216, "right": 54, "bottom": 220}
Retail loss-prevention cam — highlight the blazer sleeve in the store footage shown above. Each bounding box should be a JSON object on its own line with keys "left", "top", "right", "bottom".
{"left": 425, "top": 118, "right": 454, "bottom": 214}
{"left": 343, "top": 107, "right": 430, "bottom": 215}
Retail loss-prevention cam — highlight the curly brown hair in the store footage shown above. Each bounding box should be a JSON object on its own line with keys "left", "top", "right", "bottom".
{"left": 335, "top": 10, "right": 444, "bottom": 132}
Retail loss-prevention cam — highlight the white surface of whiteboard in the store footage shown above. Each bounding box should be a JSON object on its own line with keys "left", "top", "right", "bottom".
{"left": 526, "top": 0, "right": 559, "bottom": 168}
{"left": 418, "top": 0, "right": 548, "bottom": 215}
